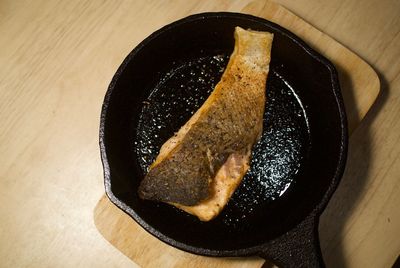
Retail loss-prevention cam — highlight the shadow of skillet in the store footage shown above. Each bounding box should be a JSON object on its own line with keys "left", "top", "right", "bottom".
{"left": 319, "top": 66, "right": 386, "bottom": 267}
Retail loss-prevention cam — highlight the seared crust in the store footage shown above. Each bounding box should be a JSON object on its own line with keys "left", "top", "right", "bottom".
{"left": 138, "top": 27, "right": 273, "bottom": 206}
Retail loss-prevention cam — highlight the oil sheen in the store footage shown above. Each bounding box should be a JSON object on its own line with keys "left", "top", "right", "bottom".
{"left": 135, "top": 54, "right": 310, "bottom": 224}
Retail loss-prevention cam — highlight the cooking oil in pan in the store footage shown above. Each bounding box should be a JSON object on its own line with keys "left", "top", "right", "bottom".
{"left": 136, "top": 55, "right": 310, "bottom": 225}
{"left": 136, "top": 54, "right": 228, "bottom": 170}
{"left": 223, "top": 69, "right": 310, "bottom": 226}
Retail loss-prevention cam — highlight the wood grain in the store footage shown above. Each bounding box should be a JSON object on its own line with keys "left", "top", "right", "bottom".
{"left": 0, "top": 0, "right": 399, "bottom": 267}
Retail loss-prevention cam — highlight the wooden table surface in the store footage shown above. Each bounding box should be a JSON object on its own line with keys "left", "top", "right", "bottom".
{"left": 0, "top": 0, "right": 399, "bottom": 267}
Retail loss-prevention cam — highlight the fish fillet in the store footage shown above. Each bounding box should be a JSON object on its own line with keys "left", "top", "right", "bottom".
{"left": 138, "top": 27, "right": 273, "bottom": 221}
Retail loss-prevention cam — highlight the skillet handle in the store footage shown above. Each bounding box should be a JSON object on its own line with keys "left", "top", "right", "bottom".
{"left": 258, "top": 213, "right": 324, "bottom": 268}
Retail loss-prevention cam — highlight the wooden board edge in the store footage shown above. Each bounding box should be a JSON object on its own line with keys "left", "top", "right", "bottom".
{"left": 242, "top": 0, "right": 381, "bottom": 132}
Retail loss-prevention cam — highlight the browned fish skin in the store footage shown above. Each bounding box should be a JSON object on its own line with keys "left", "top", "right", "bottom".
{"left": 138, "top": 27, "right": 273, "bottom": 206}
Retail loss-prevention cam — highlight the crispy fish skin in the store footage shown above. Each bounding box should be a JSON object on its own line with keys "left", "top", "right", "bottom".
{"left": 138, "top": 27, "right": 273, "bottom": 213}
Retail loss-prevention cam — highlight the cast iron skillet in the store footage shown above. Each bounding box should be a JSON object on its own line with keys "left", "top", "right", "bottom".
{"left": 100, "top": 12, "right": 348, "bottom": 268}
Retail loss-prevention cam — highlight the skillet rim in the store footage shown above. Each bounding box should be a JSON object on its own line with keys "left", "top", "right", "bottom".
{"left": 99, "top": 11, "right": 348, "bottom": 257}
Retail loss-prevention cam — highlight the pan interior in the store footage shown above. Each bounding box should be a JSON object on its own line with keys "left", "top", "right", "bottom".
{"left": 134, "top": 53, "right": 310, "bottom": 249}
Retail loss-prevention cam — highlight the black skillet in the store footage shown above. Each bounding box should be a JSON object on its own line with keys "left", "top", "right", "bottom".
{"left": 100, "top": 12, "right": 348, "bottom": 268}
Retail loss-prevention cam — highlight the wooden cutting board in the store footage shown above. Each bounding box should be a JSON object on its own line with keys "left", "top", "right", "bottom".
{"left": 94, "top": 1, "right": 380, "bottom": 267}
